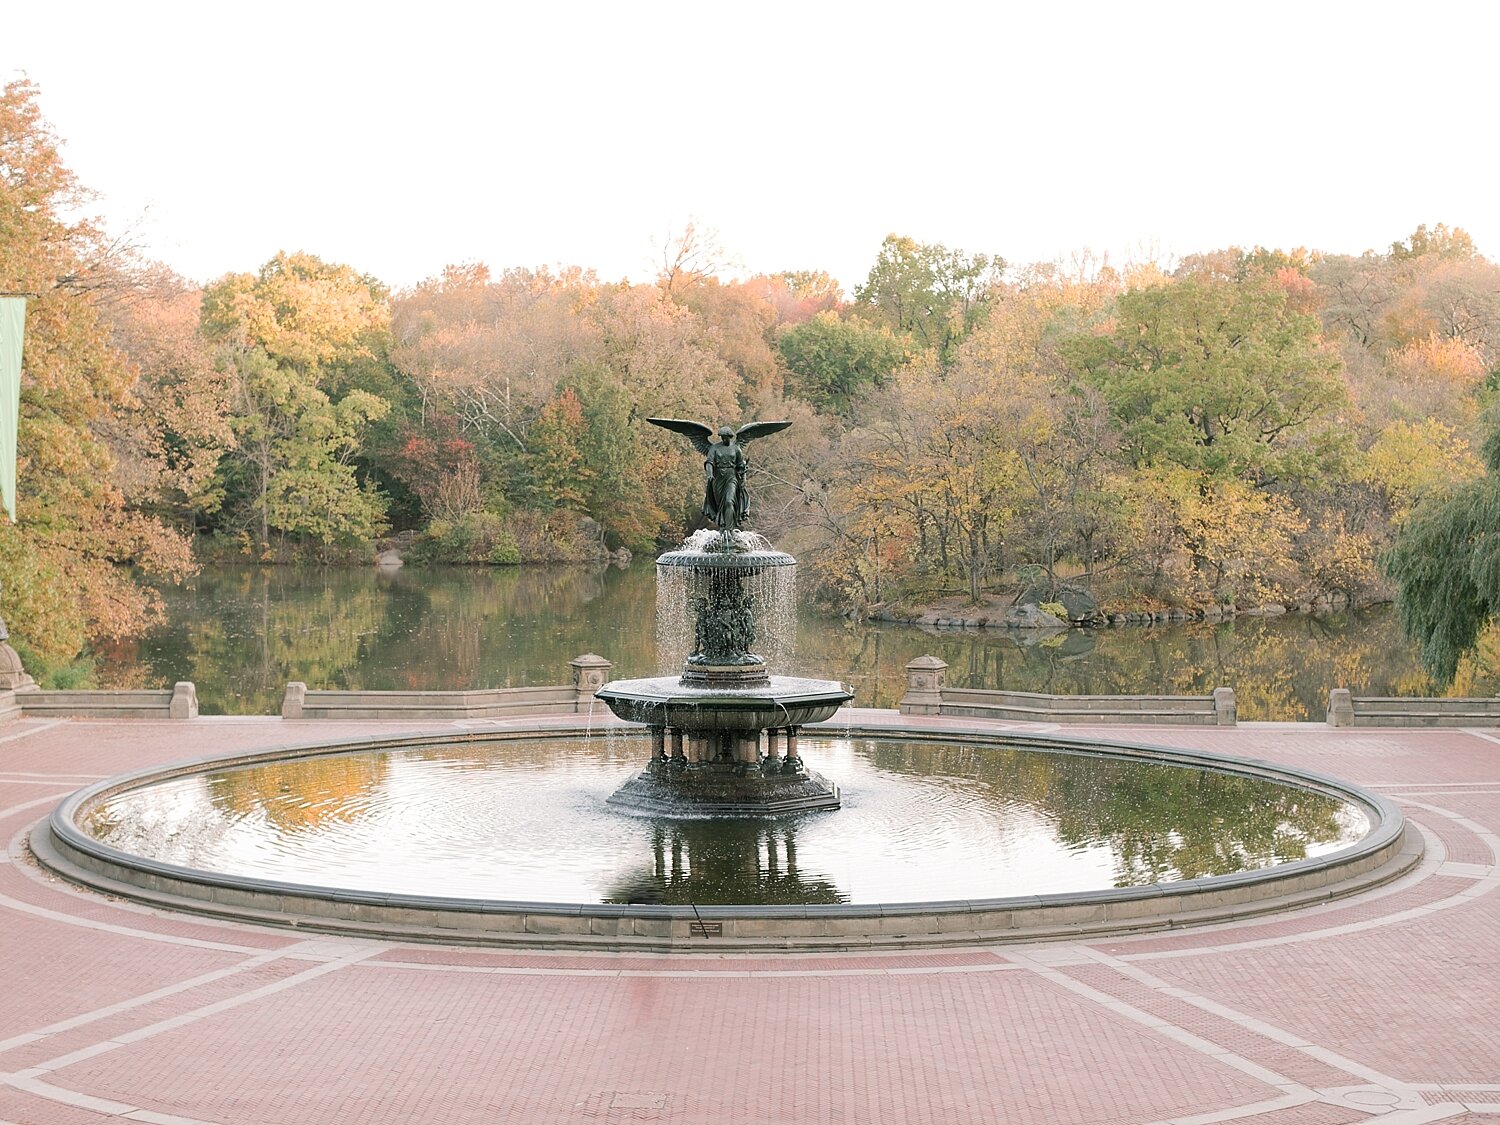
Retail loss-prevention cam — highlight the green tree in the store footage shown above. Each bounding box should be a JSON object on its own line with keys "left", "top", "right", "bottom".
{"left": 854, "top": 235, "right": 1004, "bottom": 362}
{"left": 202, "top": 253, "right": 391, "bottom": 553}
{"left": 776, "top": 311, "right": 908, "bottom": 415}
{"left": 1066, "top": 274, "right": 1350, "bottom": 485}
{"left": 1384, "top": 421, "right": 1500, "bottom": 684}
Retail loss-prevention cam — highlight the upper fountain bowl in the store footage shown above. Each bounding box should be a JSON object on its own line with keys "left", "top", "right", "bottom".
{"left": 656, "top": 528, "right": 796, "bottom": 571}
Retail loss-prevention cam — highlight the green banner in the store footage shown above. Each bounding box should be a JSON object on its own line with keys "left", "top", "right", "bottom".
{"left": 0, "top": 297, "right": 23, "bottom": 522}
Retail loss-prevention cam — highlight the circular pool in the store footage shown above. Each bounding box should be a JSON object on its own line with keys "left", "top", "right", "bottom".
{"left": 35, "top": 725, "right": 1417, "bottom": 950}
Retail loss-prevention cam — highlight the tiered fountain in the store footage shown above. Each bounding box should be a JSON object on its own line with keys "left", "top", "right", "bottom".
{"left": 596, "top": 418, "right": 852, "bottom": 814}
{"left": 32, "top": 415, "right": 1411, "bottom": 949}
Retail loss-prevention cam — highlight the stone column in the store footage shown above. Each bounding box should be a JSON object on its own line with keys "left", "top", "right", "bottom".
{"left": 762, "top": 728, "right": 783, "bottom": 773}
{"left": 282, "top": 682, "right": 307, "bottom": 719}
{"left": 781, "top": 727, "right": 802, "bottom": 773}
{"left": 0, "top": 587, "right": 35, "bottom": 695}
{"left": 1327, "top": 688, "right": 1355, "bottom": 728}
{"left": 650, "top": 727, "right": 666, "bottom": 762}
{"left": 733, "top": 734, "right": 759, "bottom": 764}
{"left": 570, "top": 654, "right": 612, "bottom": 709}
{"left": 169, "top": 682, "right": 199, "bottom": 720}
{"left": 1212, "top": 687, "right": 1236, "bottom": 727}
{"left": 669, "top": 728, "right": 686, "bottom": 769}
{"left": 900, "top": 656, "right": 948, "bottom": 715}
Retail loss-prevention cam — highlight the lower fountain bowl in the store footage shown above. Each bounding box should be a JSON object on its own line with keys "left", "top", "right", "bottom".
{"left": 606, "top": 764, "right": 841, "bottom": 816}
{"left": 593, "top": 674, "right": 854, "bottom": 732}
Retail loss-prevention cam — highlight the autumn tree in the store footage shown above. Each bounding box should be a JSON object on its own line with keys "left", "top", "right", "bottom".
{"left": 103, "top": 271, "right": 235, "bottom": 532}
{"left": 0, "top": 80, "right": 195, "bottom": 672}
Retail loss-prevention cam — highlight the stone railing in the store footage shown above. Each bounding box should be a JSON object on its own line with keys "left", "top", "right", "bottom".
{"left": 281, "top": 654, "right": 612, "bottom": 720}
{"left": 11, "top": 682, "right": 198, "bottom": 720}
{"left": 1326, "top": 689, "right": 1500, "bottom": 727}
{"left": 898, "top": 656, "right": 1236, "bottom": 726}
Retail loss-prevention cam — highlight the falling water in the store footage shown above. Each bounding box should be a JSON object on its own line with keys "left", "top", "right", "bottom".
{"left": 654, "top": 530, "right": 796, "bottom": 675}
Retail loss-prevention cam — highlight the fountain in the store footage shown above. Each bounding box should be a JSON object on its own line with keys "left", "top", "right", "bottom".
{"left": 595, "top": 418, "right": 852, "bottom": 814}
{"left": 27, "top": 416, "right": 1418, "bottom": 950}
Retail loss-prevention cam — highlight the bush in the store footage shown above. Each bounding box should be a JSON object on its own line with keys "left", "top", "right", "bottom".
{"left": 487, "top": 534, "right": 522, "bottom": 566}
{"left": 407, "top": 513, "right": 508, "bottom": 564}
{"left": 406, "top": 510, "right": 607, "bottom": 566}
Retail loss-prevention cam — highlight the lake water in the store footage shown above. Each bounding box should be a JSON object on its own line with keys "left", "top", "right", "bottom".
{"left": 99, "top": 563, "right": 1467, "bottom": 720}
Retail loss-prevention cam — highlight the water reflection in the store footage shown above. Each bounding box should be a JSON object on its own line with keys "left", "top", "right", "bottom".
{"left": 97, "top": 564, "right": 1476, "bottom": 719}
{"left": 85, "top": 737, "right": 1365, "bottom": 906}
{"left": 607, "top": 820, "right": 843, "bottom": 906}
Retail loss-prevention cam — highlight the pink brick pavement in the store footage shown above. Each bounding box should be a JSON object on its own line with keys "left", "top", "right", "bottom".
{"left": 1, "top": 714, "right": 1499, "bottom": 1123}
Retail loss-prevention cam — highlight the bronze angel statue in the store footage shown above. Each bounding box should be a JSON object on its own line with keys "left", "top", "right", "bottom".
{"left": 648, "top": 418, "right": 792, "bottom": 535}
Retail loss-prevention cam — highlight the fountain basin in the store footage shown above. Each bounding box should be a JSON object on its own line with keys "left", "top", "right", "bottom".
{"left": 594, "top": 674, "right": 853, "bottom": 731}
{"left": 33, "top": 723, "right": 1418, "bottom": 951}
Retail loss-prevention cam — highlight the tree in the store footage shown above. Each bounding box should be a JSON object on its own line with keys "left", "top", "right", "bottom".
{"left": 854, "top": 235, "right": 1005, "bottom": 362}
{"left": 102, "top": 272, "right": 235, "bottom": 532}
{"left": 1066, "top": 273, "right": 1350, "bottom": 486}
{"left": 776, "top": 311, "right": 908, "bottom": 415}
{"left": 202, "top": 253, "right": 391, "bottom": 553}
{"left": 0, "top": 79, "right": 193, "bottom": 672}
{"left": 1360, "top": 419, "right": 1484, "bottom": 520}
{"left": 1385, "top": 420, "right": 1500, "bottom": 684}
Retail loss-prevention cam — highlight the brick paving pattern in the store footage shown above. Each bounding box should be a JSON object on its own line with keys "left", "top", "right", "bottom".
{"left": 1, "top": 714, "right": 1497, "bottom": 1122}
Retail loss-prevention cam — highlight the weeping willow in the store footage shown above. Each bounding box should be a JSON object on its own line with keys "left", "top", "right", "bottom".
{"left": 1385, "top": 426, "right": 1500, "bottom": 684}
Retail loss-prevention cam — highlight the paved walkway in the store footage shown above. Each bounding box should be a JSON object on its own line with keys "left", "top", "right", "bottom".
{"left": 1, "top": 713, "right": 1498, "bottom": 1123}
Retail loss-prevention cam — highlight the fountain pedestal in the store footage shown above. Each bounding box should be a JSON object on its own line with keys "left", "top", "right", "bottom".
{"left": 596, "top": 531, "right": 852, "bottom": 816}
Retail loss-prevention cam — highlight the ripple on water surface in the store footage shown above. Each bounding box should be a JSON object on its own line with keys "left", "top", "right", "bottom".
{"left": 82, "top": 737, "right": 1369, "bottom": 906}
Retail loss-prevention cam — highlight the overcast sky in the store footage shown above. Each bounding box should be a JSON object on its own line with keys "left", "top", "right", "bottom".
{"left": 5, "top": 1, "right": 1497, "bottom": 294}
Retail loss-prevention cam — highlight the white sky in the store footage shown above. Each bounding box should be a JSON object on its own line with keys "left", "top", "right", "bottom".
{"left": 5, "top": 1, "right": 1498, "bottom": 295}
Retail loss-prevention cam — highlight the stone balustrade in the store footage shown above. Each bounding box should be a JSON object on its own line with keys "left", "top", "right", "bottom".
{"left": 899, "top": 657, "right": 1236, "bottom": 726}
{"left": 1326, "top": 688, "right": 1500, "bottom": 727}
{"left": 281, "top": 655, "right": 613, "bottom": 720}
{"left": 11, "top": 682, "right": 198, "bottom": 720}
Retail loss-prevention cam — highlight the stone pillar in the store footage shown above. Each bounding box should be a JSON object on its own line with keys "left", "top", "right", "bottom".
{"left": 686, "top": 734, "right": 710, "bottom": 763}
{"left": 1327, "top": 688, "right": 1354, "bottom": 728}
{"left": 781, "top": 727, "right": 802, "bottom": 773}
{"left": 669, "top": 728, "right": 685, "bottom": 768}
{"left": 282, "top": 682, "right": 307, "bottom": 719}
{"left": 733, "top": 734, "right": 759, "bottom": 764}
{"left": 570, "top": 654, "right": 612, "bottom": 709}
{"left": 900, "top": 656, "right": 948, "bottom": 715}
{"left": 1212, "top": 687, "right": 1236, "bottom": 727}
{"left": 762, "top": 728, "right": 783, "bottom": 772}
{"left": 650, "top": 726, "right": 666, "bottom": 762}
{"left": 169, "top": 682, "right": 199, "bottom": 720}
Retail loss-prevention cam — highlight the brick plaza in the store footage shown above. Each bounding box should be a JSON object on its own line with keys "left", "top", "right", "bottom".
{"left": 2, "top": 713, "right": 1498, "bottom": 1123}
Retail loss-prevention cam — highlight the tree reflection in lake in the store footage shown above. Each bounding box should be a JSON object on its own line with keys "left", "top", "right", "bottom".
{"left": 866, "top": 741, "right": 1355, "bottom": 887}
{"left": 103, "top": 564, "right": 1474, "bottom": 719}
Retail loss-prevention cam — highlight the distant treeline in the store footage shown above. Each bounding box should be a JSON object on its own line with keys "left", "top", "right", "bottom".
{"left": 3, "top": 77, "right": 1499, "bottom": 681}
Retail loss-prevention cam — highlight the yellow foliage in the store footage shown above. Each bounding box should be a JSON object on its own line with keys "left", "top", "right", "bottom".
{"left": 1360, "top": 419, "right": 1484, "bottom": 518}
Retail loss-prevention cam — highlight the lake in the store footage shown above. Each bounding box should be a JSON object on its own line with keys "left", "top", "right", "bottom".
{"left": 96, "top": 563, "right": 1470, "bottom": 720}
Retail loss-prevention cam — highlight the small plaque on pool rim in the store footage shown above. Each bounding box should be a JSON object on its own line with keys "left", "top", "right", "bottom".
{"left": 689, "top": 921, "right": 722, "bottom": 937}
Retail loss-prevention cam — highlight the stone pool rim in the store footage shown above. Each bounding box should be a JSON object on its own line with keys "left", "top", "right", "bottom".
{"left": 34, "top": 722, "right": 1417, "bottom": 950}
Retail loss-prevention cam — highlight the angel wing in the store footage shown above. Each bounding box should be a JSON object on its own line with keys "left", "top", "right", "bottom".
{"left": 647, "top": 417, "right": 715, "bottom": 457}
{"left": 734, "top": 420, "right": 792, "bottom": 446}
